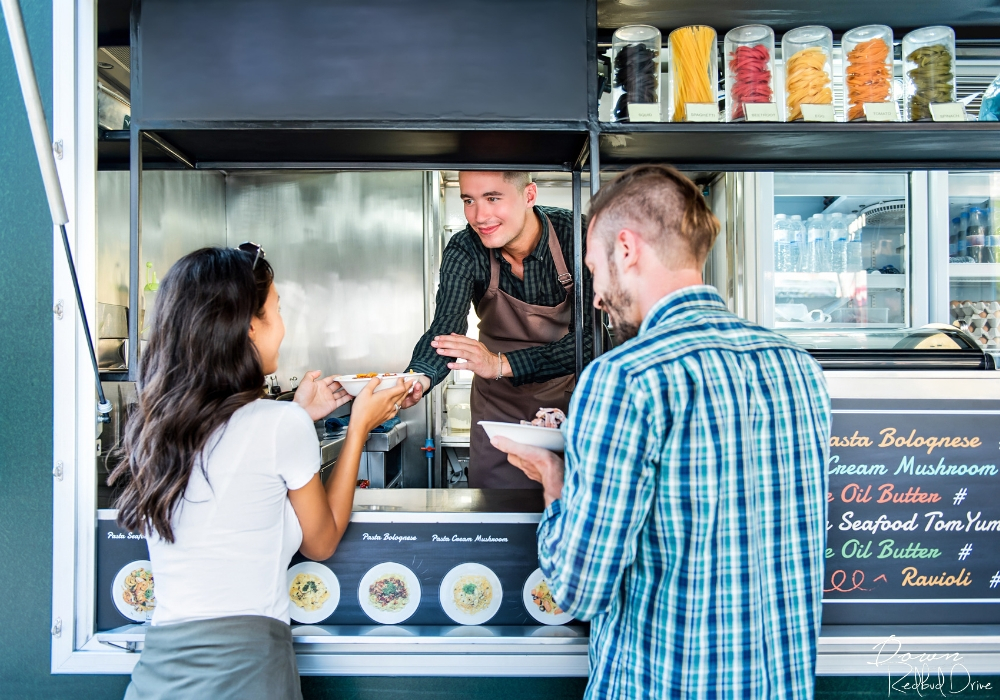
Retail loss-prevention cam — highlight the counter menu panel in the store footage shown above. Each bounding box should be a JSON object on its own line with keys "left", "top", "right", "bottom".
{"left": 290, "top": 522, "right": 557, "bottom": 626}
{"left": 823, "top": 399, "right": 1000, "bottom": 624}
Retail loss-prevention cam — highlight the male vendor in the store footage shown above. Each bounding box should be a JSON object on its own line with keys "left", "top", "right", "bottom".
{"left": 403, "top": 171, "right": 592, "bottom": 488}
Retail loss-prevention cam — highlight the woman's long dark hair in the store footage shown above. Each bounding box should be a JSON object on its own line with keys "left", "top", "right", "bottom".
{"left": 109, "top": 247, "right": 274, "bottom": 542}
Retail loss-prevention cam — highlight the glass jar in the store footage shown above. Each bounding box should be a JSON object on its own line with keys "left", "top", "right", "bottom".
{"left": 611, "top": 25, "right": 662, "bottom": 123}
{"left": 902, "top": 26, "right": 956, "bottom": 121}
{"left": 841, "top": 25, "right": 895, "bottom": 122}
{"left": 668, "top": 25, "right": 718, "bottom": 122}
{"left": 724, "top": 25, "right": 775, "bottom": 122}
{"left": 782, "top": 26, "right": 834, "bottom": 122}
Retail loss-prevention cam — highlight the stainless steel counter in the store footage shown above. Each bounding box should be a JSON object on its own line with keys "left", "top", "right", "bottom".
{"left": 318, "top": 422, "right": 408, "bottom": 470}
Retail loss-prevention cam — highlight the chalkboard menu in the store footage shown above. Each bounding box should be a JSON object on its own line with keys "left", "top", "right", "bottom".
{"left": 823, "top": 399, "right": 1000, "bottom": 624}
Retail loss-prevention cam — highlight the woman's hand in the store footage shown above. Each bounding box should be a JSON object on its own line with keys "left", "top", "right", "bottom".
{"left": 293, "top": 370, "right": 351, "bottom": 421}
{"left": 349, "top": 377, "right": 412, "bottom": 434}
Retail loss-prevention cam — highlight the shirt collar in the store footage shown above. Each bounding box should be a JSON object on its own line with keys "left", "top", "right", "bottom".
{"left": 639, "top": 285, "right": 727, "bottom": 336}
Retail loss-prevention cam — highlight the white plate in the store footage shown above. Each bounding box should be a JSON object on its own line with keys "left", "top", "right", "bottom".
{"left": 439, "top": 563, "right": 503, "bottom": 625}
{"left": 479, "top": 421, "right": 565, "bottom": 452}
{"left": 358, "top": 562, "right": 421, "bottom": 624}
{"left": 522, "top": 568, "right": 573, "bottom": 625}
{"left": 335, "top": 373, "right": 425, "bottom": 397}
{"left": 112, "top": 560, "right": 156, "bottom": 623}
{"left": 287, "top": 562, "right": 340, "bottom": 624}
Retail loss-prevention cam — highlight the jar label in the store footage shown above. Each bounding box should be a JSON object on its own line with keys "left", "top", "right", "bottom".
{"left": 744, "top": 103, "right": 780, "bottom": 122}
{"left": 627, "top": 103, "right": 660, "bottom": 122}
{"left": 929, "top": 103, "right": 967, "bottom": 122}
{"left": 801, "top": 104, "right": 835, "bottom": 122}
{"left": 863, "top": 102, "right": 899, "bottom": 122}
{"left": 684, "top": 103, "right": 719, "bottom": 122}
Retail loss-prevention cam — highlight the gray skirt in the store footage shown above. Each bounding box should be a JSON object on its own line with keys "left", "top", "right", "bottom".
{"left": 124, "top": 615, "right": 302, "bottom": 700}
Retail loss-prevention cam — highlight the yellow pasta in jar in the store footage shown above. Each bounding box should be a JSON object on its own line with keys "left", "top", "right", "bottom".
{"left": 670, "top": 26, "right": 717, "bottom": 122}
{"left": 785, "top": 46, "right": 833, "bottom": 121}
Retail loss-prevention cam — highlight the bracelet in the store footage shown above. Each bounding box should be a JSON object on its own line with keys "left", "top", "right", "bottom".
{"left": 495, "top": 352, "right": 503, "bottom": 380}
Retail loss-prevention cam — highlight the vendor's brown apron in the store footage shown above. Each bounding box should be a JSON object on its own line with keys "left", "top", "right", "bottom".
{"left": 469, "top": 213, "right": 575, "bottom": 488}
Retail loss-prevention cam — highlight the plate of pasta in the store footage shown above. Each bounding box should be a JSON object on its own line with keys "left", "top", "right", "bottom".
{"left": 358, "top": 562, "right": 421, "bottom": 624}
{"left": 439, "top": 563, "right": 503, "bottom": 625}
{"left": 112, "top": 560, "right": 156, "bottom": 622}
{"left": 287, "top": 562, "right": 340, "bottom": 624}
{"left": 522, "top": 568, "right": 573, "bottom": 625}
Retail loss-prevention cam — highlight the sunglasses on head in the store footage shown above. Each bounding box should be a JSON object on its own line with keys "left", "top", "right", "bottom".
{"left": 237, "top": 241, "right": 266, "bottom": 270}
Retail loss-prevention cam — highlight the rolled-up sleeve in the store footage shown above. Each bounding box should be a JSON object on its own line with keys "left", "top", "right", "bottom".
{"left": 536, "top": 361, "right": 657, "bottom": 620}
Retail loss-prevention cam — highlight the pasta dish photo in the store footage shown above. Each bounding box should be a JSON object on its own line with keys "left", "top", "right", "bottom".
{"left": 453, "top": 575, "right": 493, "bottom": 615}
{"left": 369, "top": 573, "right": 409, "bottom": 612}
{"left": 122, "top": 567, "right": 155, "bottom": 613}
{"left": 289, "top": 572, "right": 330, "bottom": 612}
{"left": 531, "top": 580, "right": 563, "bottom": 616}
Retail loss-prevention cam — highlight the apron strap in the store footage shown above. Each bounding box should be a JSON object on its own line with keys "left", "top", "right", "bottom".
{"left": 541, "top": 212, "right": 574, "bottom": 293}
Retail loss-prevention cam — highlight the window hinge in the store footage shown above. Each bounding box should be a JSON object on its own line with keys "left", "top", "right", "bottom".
{"left": 53, "top": 461, "right": 63, "bottom": 481}
{"left": 51, "top": 618, "right": 62, "bottom": 637}
{"left": 53, "top": 140, "right": 63, "bottom": 160}
{"left": 53, "top": 300, "right": 64, "bottom": 320}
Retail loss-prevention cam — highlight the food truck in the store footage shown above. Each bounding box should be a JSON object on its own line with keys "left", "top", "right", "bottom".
{"left": 18, "top": 0, "right": 1000, "bottom": 688}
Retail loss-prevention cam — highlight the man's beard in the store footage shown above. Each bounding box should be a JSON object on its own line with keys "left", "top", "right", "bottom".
{"left": 600, "top": 263, "right": 640, "bottom": 343}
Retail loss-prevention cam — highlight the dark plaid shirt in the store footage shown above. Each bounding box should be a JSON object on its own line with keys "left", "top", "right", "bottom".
{"left": 407, "top": 205, "right": 592, "bottom": 387}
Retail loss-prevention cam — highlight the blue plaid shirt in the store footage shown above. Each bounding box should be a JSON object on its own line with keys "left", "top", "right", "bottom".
{"left": 538, "top": 286, "right": 830, "bottom": 699}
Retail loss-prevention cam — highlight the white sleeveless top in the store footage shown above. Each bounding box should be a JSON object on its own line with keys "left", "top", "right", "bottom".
{"left": 147, "top": 400, "right": 319, "bottom": 625}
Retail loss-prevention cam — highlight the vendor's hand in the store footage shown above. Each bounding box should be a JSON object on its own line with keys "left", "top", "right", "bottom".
{"left": 491, "top": 436, "right": 565, "bottom": 507}
{"left": 432, "top": 334, "right": 508, "bottom": 380}
{"left": 349, "top": 377, "right": 412, "bottom": 434}
{"left": 293, "top": 370, "right": 351, "bottom": 421}
{"left": 399, "top": 375, "right": 431, "bottom": 409}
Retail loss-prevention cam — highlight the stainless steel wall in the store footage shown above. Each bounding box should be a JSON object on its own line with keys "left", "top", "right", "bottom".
{"left": 226, "top": 172, "right": 429, "bottom": 486}
{"left": 98, "top": 169, "right": 431, "bottom": 486}
{"left": 225, "top": 171, "right": 425, "bottom": 386}
{"left": 97, "top": 170, "right": 227, "bottom": 307}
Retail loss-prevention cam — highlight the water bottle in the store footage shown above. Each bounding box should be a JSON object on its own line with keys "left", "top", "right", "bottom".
{"left": 828, "top": 213, "right": 849, "bottom": 273}
{"left": 773, "top": 213, "right": 791, "bottom": 272}
{"left": 806, "top": 213, "right": 828, "bottom": 272}
{"left": 847, "top": 233, "right": 865, "bottom": 273}
{"left": 789, "top": 215, "right": 806, "bottom": 272}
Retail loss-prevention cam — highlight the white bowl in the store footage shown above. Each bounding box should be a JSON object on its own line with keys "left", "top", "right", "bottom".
{"left": 478, "top": 421, "right": 565, "bottom": 452}
{"left": 334, "top": 373, "right": 424, "bottom": 397}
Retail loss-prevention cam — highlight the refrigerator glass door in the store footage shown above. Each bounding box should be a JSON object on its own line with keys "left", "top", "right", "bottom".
{"left": 947, "top": 172, "right": 1000, "bottom": 352}
{"left": 761, "top": 172, "right": 912, "bottom": 331}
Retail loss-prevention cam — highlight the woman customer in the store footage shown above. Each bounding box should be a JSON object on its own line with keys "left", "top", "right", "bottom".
{"left": 109, "top": 245, "right": 411, "bottom": 700}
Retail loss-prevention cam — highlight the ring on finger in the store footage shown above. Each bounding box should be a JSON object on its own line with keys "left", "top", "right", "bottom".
{"left": 393, "top": 403, "right": 401, "bottom": 411}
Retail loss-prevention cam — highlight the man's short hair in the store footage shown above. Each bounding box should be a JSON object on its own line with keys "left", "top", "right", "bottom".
{"left": 587, "top": 165, "right": 720, "bottom": 268}
{"left": 502, "top": 172, "right": 533, "bottom": 192}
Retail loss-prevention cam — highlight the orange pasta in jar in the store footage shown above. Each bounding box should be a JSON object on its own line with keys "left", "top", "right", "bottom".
{"left": 842, "top": 26, "right": 894, "bottom": 122}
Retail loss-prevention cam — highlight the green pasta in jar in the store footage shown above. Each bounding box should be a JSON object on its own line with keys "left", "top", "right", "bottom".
{"left": 903, "top": 26, "right": 956, "bottom": 121}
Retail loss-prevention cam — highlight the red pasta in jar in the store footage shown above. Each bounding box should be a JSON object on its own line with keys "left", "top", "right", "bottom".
{"left": 729, "top": 44, "right": 773, "bottom": 119}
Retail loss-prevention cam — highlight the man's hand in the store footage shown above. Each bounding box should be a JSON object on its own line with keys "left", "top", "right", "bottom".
{"left": 491, "top": 436, "right": 565, "bottom": 507}
{"left": 399, "top": 375, "right": 431, "bottom": 409}
{"left": 432, "top": 333, "right": 509, "bottom": 380}
{"left": 293, "top": 370, "right": 352, "bottom": 421}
